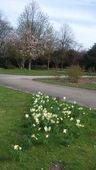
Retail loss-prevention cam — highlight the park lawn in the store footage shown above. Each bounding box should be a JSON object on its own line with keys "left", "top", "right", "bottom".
{"left": 0, "top": 68, "right": 96, "bottom": 76}
{"left": 35, "top": 78, "right": 96, "bottom": 90}
{"left": 0, "top": 68, "right": 66, "bottom": 76}
{"left": 0, "top": 87, "right": 96, "bottom": 170}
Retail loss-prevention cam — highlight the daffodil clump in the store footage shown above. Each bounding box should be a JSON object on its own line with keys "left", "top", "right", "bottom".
{"left": 24, "top": 92, "right": 87, "bottom": 146}
{"left": 13, "top": 145, "right": 22, "bottom": 151}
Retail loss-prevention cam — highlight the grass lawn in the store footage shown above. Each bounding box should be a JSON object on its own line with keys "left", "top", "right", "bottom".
{"left": 0, "top": 68, "right": 65, "bottom": 76}
{"left": 0, "top": 87, "right": 96, "bottom": 170}
{"left": 35, "top": 78, "right": 96, "bottom": 90}
{"left": 0, "top": 68, "right": 96, "bottom": 76}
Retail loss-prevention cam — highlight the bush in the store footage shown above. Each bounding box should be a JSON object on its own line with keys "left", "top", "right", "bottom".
{"left": 66, "top": 65, "right": 83, "bottom": 83}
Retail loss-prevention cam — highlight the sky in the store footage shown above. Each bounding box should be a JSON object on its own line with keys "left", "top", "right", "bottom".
{"left": 0, "top": 0, "right": 96, "bottom": 49}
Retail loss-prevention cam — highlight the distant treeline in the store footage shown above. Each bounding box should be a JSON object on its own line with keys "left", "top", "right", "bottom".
{"left": 0, "top": 1, "right": 96, "bottom": 71}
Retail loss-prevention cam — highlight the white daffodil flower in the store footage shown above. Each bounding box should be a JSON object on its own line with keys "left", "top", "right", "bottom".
{"left": 63, "top": 129, "right": 67, "bottom": 134}
{"left": 25, "top": 114, "right": 29, "bottom": 118}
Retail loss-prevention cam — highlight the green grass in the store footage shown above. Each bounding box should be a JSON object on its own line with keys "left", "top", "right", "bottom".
{"left": 0, "top": 87, "right": 96, "bottom": 170}
{"left": 0, "top": 68, "right": 66, "bottom": 76}
{"left": 0, "top": 68, "right": 96, "bottom": 76}
{"left": 35, "top": 78, "right": 96, "bottom": 90}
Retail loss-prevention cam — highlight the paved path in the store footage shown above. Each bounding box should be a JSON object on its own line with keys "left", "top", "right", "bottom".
{"left": 0, "top": 74, "right": 96, "bottom": 108}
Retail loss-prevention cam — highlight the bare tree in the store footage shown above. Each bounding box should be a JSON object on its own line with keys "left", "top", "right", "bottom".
{"left": 18, "top": 1, "right": 49, "bottom": 40}
{"left": 6, "top": 30, "right": 26, "bottom": 69}
{"left": 0, "top": 12, "right": 12, "bottom": 66}
{"left": 42, "top": 26, "right": 58, "bottom": 69}
{"left": 17, "top": 0, "right": 50, "bottom": 70}
{"left": 59, "top": 24, "right": 75, "bottom": 68}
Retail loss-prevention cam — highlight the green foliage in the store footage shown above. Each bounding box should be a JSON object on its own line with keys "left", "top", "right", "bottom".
{"left": 82, "top": 43, "right": 96, "bottom": 71}
{"left": 66, "top": 65, "right": 83, "bottom": 83}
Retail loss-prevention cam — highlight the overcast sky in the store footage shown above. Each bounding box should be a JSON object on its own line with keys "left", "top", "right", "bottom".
{"left": 0, "top": 0, "right": 96, "bottom": 49}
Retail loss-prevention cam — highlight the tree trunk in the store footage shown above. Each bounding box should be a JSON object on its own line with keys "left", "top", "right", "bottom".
{"left": 48, "top": 60, "right": 50, "bottom": 70}
{"left": 28, "top": 59, "right": 31, "bottom": 70}
{"left": 61, "top": 55, "right": 64, "bottom": 69}
{"left": 54, "top": 62, "right": 58, "bottom": 70}
{"left": 20, "top": 58, "right": 25, "bottom": 69}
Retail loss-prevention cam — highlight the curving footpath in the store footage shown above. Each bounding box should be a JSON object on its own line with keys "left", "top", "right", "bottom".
{"left": 0, "top": 74, "right": 96, "bottom": 108}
